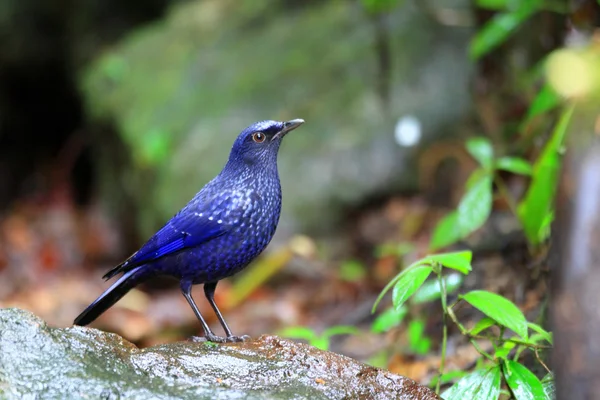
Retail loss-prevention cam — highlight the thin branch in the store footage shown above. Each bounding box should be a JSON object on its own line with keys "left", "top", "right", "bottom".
{"left": 436, "top": 266, "right": 448, "bottom": 394}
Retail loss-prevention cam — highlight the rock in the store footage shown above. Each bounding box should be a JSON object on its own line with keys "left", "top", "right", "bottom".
{"left": 0, "top": 308, "right": 439, "bottom": 399}
{"left": 82, "top": 0, "right": 473, "bottom": 237}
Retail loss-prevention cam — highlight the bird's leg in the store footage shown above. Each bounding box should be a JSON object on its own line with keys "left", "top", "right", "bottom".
{"left": 204, "top": 281, "right": 250, "bottom": 343}
{"left": 180, "top": 280, "right": 227, "bottom": 343}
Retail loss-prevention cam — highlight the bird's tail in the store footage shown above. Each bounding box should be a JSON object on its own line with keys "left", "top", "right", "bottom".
{"left": 74, "top": 266, "right": 146, "bottom": 326}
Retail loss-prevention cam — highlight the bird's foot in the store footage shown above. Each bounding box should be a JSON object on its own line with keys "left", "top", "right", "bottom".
{"left": 225, "top": 334, "right": 251, "bottom": 343}
{"left": 190, "top": 333, "right": 229, "bottom": 343}
{"left": 189, "top": 333, "right": 250, "bottom": 343}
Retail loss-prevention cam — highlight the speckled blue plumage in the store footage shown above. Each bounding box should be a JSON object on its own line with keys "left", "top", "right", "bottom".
{"left": 74, "top": 119, "right": 304, "bottom": 338}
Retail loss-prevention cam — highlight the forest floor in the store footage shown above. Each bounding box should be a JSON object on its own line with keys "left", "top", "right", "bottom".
{"left": 0, "top": 188, "right": 549, "bottom": 388}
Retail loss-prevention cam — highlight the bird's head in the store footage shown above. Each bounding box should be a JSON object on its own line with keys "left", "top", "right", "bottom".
{"left": 227, "top": 119, "right": 304, "bottom": 168}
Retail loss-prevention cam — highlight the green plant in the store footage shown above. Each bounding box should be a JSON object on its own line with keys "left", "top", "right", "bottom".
{"left": 371, "top": 251, "right": 553, "bottom": 398}
{"left": 278, "top": 325, "right": 360, "bottom": 351}
{"left": 470, "top": 0, "right": 568, "bottom": 60}
{"left": 429, "top": 86, "right": 573, "bottom": 252}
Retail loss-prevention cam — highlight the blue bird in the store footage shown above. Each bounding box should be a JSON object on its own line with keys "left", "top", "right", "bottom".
{"left": 74, "top": 119, "right": 305, "bottom": 342}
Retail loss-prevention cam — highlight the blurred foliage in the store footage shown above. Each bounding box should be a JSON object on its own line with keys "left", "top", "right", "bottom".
{"left": 469, "top": 0, "right": 567, "bottom": 60}
{"left": 278, "top": 325, "right": 360, "bottom": 351}
{"left": 80, "top": 0, "right": 473, "bottom": 237}
{"left": 429, "top": 135, "right": 533, "bottom": 250}
{"left": 367, "top": 0, "right": 600, "bottom": 397}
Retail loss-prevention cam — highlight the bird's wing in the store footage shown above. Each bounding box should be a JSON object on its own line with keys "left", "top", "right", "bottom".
{"left": 103, "top": 195, "right": 231, "bottom": 280}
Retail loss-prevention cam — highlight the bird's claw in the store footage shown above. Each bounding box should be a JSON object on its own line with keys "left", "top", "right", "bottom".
{"left": 225, "top": 334, "right": 250, "bottom": 343}
{"left": 190, "top": 333, "right": 250, "bottom": 343}
{"left": 190, "top": 333, "right": 227, "bottom": 343}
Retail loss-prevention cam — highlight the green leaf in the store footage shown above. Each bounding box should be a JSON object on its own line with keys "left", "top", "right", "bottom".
{"left": 427, "top": 251, "right": 473, "bottom": 274}
{"left": 367, "top": 351, "right": 390, "bottom": 369}
{"left": 503, "top": 360, "right": 546, "bottom": 400}
{"left": 457, "top": 175, "right": 493, "bottom": 237}
{"left": 430, "top": 173, "right": 493, "bottom": 250}
{"left": 470, "top": 317, "right": 496, "bottom": 335}
{"left": 311, "top": 337, "right": 329, "bottom": 351}
{"left": 465, "top": 167, "right": 489, "bottom": 189}
{"left": 375, "top": 242, "right": 414, "bottom": 258}
{"left": 430, "top": 211, "right": 462, "bottom": 250}
{"left": 528, "top": 322, "right": 553, "bottom": 344}
{"left": 496, "top": 157, "right": 533, "bottom": 176}
{"left": 339, "top": 259, "right": 367, "bottom": 282}
{"left": 526, "top": 333, "right": 548, "bottom": 345}
{"left": 412, "top": 273, "right": 463, "bottom": 304}
{"left": 137, "top": 127, "right": 172, "bottom": 166}
{"left": 542, "top": 373, "right": 555, "bottom": 400}
{"left": 408, "top": 319, "right": 431, "bottom": 355}
{"left": 371, "top": 306, "right": 408, "bottom": 333}
{"left": 372, "top": 258, "right": 429, "bottom": 312}
{"left": 360, "top": 0, "right": 403, "bottom": 13}
{"left": 323, "top": 325, "right": 360, "bottom": 337}
{"left": 466, "top": 137, "right": 494, "bottom": 170}
{"left": 476, "top": 0, "right": 508, "bottom": 10}
{"left": 461, "top": 290, "right": 528, "bottom": 340}
{"left": 521, "top": 84, "right": 561, "bottom": 128}
{"left": 495, "top": 341, "right": 515, "bottom": 359}
{"left": 278, "top": 326, "right": 316, "bottom": 341}
{"left": 392, "top": 266, "right": 433, "bottom": 309}
{"left": 518, "top": 105, "right": 574, "bottom": 245}
{"left": 469, "top": 6, "right": 538, "bottom": 60}
{"left": 442, "top": 366, "right": 502, "bottom": 400}
{"left": 429, "top": 370, "right": 469, "bottom": 388}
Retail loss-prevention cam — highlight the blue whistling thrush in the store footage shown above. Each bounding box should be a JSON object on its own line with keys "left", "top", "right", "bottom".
{"left": 74, "top": 119, "right": 305, "bottom": 342}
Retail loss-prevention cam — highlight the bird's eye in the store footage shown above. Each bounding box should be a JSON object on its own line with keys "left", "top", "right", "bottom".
{"left": 252, "top": 132, "right": 266, "bottom": 143}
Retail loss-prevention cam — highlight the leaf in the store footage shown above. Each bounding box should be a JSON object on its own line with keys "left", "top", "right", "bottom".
{"left": 430, "top": 173, "right": 493, "bottom": 251}
{"left": 371, "top": 306, "right": 408, "bottom": 333}
{"left": 430, "top": 211, "right": 461, "bottom": 250}
{"left": 541, "top": 373, "right": 555, "bottom": 400}
{"left": 392, "top": 266, "right": 433, "bottom": 309}
{"left": 408, "top": 319, "right": 431, "bottom": 355}
{"left": 372, "top": 258, "right": 430, "bottom": 312}
{"left": 495, "top": 341, "right": 515, "bottom": 359}
{"left": 360, "top": 0, "right": 403, "bottom": 13}
{"left": 278, "top": 326, "right": 316, "bottom": 341}
{"left": 429, "top": 370, "right": 469, "bottom": 388}
{"left": 311, "top": 337, "right": 329, "bottom": 351}
{"left": 412, "top": 273, "right": 463, "bottom": 304}
{"left": 521, "top": 84, "right": 561, "bottom": 128}
{"left": 469, "top": 5, "right": 538, "bottom": 60}
{"left": 518, "top": 105, "right": 574, "bottom": 245}
{"left": 461, "top": 290, "right": 528, "bottom": 340}
{"left": 466, "top": 137, "right": 494, "bottom": 170}
{"left": 470, "top": 317, "right": 496, "bottom": 335}
{"left": 503, "top": 360, "right": 546, "bottom": 400}
{"left": 456, "top": 174, "right": 493, "bottom": 238}
{"left": 528, "top": 322, "right": 553, "bottom": 344}
{"left": 465, "top": 167, "right": 489, "bottom": 189}
{"left": 427, "top": 251, "right": 473, "bottom": 274}
{"left": 323, "top": 325, "right": 360, "bottom": 337}
{"left": 476, "top": 0, "right": 508, "bottom": 10}
{"left": 526, "top": 333, "right": 548, "bottom": 345}
{"left": 339, "top": 259, "right": 367, "bottom": 282}
{"left": 442, "top": 366, "right": 502, "bottom": 400}
{"left": 496, "top": 157, "right": 533, "bottom": 176}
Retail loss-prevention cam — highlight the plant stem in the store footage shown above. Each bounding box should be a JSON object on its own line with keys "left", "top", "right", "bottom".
{"left": 535, "top": 348, "right": 552, "bottom": 375}
{"left": 494, "top": 175, "right": 520, "bottom": 220}
{"left": 436, "top": 266, "right": 448, "bottom": 394}
{"left": 447, "top": 305, "right": 495, "bottom": 361}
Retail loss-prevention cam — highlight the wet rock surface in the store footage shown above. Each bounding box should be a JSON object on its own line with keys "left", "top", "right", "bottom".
{"left": 0, "top": 308, "right": 439, "bottom": 399}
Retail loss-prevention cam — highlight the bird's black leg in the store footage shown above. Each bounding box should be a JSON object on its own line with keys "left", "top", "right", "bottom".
{"left": 204, "top": 281, "right": 250, "bottom": 343}
{"left": 180, "top": 280, "right": 227, "bottom": 343}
